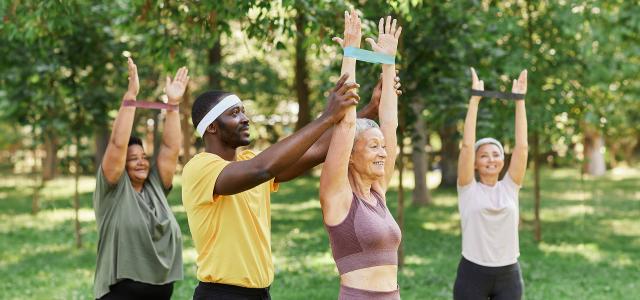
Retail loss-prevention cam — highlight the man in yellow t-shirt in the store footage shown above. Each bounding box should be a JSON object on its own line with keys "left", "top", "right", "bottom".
{"left": 182, "top": 74, "right": 375, "bottom": 299}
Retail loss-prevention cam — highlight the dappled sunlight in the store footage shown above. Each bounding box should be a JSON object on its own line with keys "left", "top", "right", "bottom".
{"left": 388, "top": 171, "right": 441, "bottom": 190}
{"left": 170, "top": 204, "right": 186, "bottom": 213}
{"left": 538, "top": 242, "right": 604, "bottom": 263}
{"left": 1, "top": 241, "right": 69, "bottom": 269}
{"left": 602, "top": 219, "right": 640, "bottom": 237}
{"left": 274, "top": 251, "right": 335, "bottom": 272}
{"left": 404, "top": 254, "right": 433, "bottom": 266}
{"left": 421, "top": 221, "right": 460, "bottom": 235}
{"left": 272, "top": 199, "right": 320, "bottom": 213}
{"left": 609, "top": 166, "right": 640, "bottom": 181}
{"left": 544, "top": 190, "right": 591, "bottom": 202}
{"left": 0, "top": 208, "right": 95, "bottom": 233}
{"left": 42, "top": 176, "right": 96, "bottom": 198}
{"left": 182, "top": 247, "right": 198, "bottom": 264}
{"left": 541, "top": 204, "right": 594, "bottom": 221}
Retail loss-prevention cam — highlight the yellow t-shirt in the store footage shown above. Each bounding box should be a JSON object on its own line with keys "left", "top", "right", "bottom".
{"left": 181, "top": 150, "right": 278, "bottom": 288}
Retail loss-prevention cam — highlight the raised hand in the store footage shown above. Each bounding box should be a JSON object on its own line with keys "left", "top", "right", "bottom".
{"left": 365, "top": 16, "right": 402, "bottom": 56}
{"left": 332, "top": 8, "right": 362, "bottom": 48}
{"left": 165, "top": 66, "right": 190, "bottom": 105}
{"left": 511, "top": 69, "right": 527, "bottom": 98}
{"left": 470, "top": 67, "right": 484, "bottom": 101}
{"left": 323, "top": 73, "right": 360, "bottom": 123}
{"left": 124, "top": 57, "right": 139, "bottom": 100}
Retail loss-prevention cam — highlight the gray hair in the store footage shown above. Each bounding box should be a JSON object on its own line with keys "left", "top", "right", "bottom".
{"left": 474, "top": 137, "right": 504, "bottom": 159}
{"left": 354, "top": 118, "right": 380, "bottom": 143}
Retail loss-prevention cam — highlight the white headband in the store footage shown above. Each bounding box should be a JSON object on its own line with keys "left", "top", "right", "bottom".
{"left": 475, "top": 137, "right": 505, "bottom": 159}
{"left": 196, "top": 94, "right": 242, "bottom": 137}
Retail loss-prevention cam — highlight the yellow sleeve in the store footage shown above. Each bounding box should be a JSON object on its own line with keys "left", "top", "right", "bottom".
{"left": 183, "top": 154, "right": 229, "bottom": 207}
{"left": 238, "top": 150, "right": 278, "bottom": 193}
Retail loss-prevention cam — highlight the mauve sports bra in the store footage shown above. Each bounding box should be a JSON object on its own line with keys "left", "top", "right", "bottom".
{"left": 324, "top": 190, "right": 402, "bottom": 275}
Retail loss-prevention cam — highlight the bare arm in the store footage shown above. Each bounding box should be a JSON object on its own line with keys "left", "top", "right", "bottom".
{"left": 457, "top": 68, "right": 484, "bottom": 186}
{"left": 274, "top": 9, "right": 363, "bottom": 183}
{"left": 214, "top": 75, "right": 360, "bottom": 195}
{"left": 508, "top": 70, "right": 528, "bottom": 185}
{"left": 273, "top": 99, "right": 387, "bottom": 183}
{"left": 156, "top": 67, "right": 190, "bottom": 189}
{"left": 319, "top": 9, "right": 362, "bottom": 224}
{"left": 102, "top": 58, "right": 139, "bottom": 184}
{"left": 366, "top": 16, "right": 402, "bottom": 191}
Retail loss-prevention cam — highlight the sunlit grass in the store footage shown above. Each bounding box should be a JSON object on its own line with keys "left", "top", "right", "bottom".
{"left": 0, "top": 167, "right": 639, "bottom": 299}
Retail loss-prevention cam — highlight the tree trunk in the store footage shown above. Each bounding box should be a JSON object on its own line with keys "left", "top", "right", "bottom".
{"left": 397, "top": 126, "right": 405, "bottom": 269}
{"left": 410, "top": 102, "right": 431, "bottom": 206}
{"left": 31, "top": 145, "right": 42, "bottom": 215}
{"left": 152, "top": 110, "right": 162, "bottom": 160}
{"left": 94, "top": 126, "right": 110, "bottom": 171}
{"left": 294, "top": 9, "right": 311, "bottom": 131}
{"left": 583, "top": 126, "right": 606, "bottom": 176}
{"left": 42, "top": 131, "right": 58, "bottom": 180}
{"left": 208, "top": 39, "right": 222, "bottom": 89}
{"left": 74, "top": 135, "right": 82, "bottom": 248}
{"left": 438, "top": 125, "right": 458, "bottom": 187}
{"left": 533, "top": 132, "right": 541, "bottom": 242}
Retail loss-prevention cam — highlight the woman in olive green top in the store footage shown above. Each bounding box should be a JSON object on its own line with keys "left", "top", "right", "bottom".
{"left": 93, "top": 58, "right": 188, "bottom": 299}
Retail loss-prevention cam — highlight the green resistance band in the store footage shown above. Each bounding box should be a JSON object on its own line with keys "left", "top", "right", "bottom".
{"left": 343, "top": 47, "right": 395, "bottom": 64}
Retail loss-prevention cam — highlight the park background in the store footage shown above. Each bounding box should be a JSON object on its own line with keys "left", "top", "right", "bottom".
{"left": 1, "top": 1, "right": 639, "bottom": 299}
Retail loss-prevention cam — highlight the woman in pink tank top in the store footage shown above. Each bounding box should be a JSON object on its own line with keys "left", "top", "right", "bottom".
{"left": 320, "top": 11, "right": 403, "bottom": 300}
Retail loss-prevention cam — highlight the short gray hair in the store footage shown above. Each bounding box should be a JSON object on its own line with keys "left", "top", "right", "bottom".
{"left": 354, "top": 118, "right": 380, "bottom": 143}
{"left": 474, "top": 137, "right": 504, "bottom": 159}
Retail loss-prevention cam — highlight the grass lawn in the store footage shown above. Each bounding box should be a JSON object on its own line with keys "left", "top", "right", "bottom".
{"left": 0, "top": 167, "right": 638, "bottom": 299}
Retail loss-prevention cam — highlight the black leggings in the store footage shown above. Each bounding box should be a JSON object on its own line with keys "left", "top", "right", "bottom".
{"left": 98, "top": 279, "right": 173, "bottom": 300}
{"left": 453, "top": 256, "right": 524, "bottom": 300}
{"left": 193, "top": 282, "right": 271, "bottom": 300}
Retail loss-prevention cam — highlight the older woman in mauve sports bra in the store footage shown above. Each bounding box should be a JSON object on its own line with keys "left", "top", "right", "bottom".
{"left": 319, "top": 11, "right": 403, "bottom": 300}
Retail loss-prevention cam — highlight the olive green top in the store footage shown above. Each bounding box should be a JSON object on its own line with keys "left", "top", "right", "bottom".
{"left": 92, "top": 164, "right": 183, "bottom": 298}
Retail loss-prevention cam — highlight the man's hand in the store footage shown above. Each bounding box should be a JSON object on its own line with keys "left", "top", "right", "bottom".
{"left": 358, "top": 70, "right": 402, "bottom": 119}
{"left": 332, "top": 8, "right": 361, "bottom": 48}
{"left": 323, "top": 73, "right": 360, "bottom": 123}
{"left": 165, "top": 66, "right": 190, "bottom": 105}
{"left": 123, "top": 57, "right": 139, "bottom": 100}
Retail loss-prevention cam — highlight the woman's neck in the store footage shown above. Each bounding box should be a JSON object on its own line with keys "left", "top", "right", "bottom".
{"left": 348, "top": 169, "right": 375, "bottom": 202}
{"left": 478, "top": 173, "right": 499, "bottom": 186}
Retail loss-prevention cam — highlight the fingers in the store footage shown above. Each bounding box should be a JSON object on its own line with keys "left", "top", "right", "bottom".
{"left": 344, "top": 10, "right": 350, "bottom": 28}
{"left": 391, "top": 18, "right": 397, "bottom": 34}
{"left": 332, "top": 37, "right": 344, "bottom": 47}
{"left": 394, "top": 26, "right": 402, "bottom": 39}
{"left": 395, "top": 81, "right": 401, "bottom": 89}
{"left": 479, "top": 80, "right": 484, "bottom": 90}
{"left": 343, "top": 90, "right": 360, "bottom": 101}
{"left": 365, "top": 37, "right": 379, "bottom": 51}
{"left": 378, "top": 18, "right": 384, "bottom": 36}
{"left": 396, "top": 89, "right": 403, "bottom": 96}
{"left": 470, "top": 67, "right": 479, "bottom": 84}
{"left": 337, "top": 82, "right": 359, "bottom": 95}
{"left": 385, "top": 16, "right": 391, "bottom": 34}
{"left": 332, "top": 73, "right": 349, "bottom": 91}
{"left": 166, "top": 75, "right": 171, "bottom": 88}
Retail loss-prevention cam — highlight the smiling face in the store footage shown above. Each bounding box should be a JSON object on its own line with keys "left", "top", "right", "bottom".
{"left": 212, "top": 103, "right": 251, "bottom": 147}
{"left": 125, "top": 144, "right": 149, "bottom": 185}
{"left": 474, "top": 143, "right": 505, "bottom": 177}
{"left": 350, "top": 128, "right": 388, "bottom": 179}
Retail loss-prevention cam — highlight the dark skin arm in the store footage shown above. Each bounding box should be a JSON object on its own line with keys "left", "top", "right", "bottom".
{"left": 274, "top": 72, "right": 402, "bottom": 183}
{"left": 213, "top": 74, "right": 360, "bottom": 196}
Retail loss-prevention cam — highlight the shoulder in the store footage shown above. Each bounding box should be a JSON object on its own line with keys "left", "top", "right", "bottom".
{"left": 237, "top": 149, "right": 256, "bottom": 161}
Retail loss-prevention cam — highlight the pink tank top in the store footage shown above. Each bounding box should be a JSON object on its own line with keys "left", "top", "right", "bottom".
{"left": 325, "top": 190, "right": 402, "bottom": 275}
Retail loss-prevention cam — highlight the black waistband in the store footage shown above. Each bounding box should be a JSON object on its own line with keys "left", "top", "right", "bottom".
{"left": 197, "top": 282, "right": 270, "bottom": 296}
{"left": 460, "top": 256, "right": 520, "bottom": 275}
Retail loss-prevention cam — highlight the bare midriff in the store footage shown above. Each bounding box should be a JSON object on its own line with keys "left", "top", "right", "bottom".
{"left": 340, "top": 265, "right": 398, "bottom": 291}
